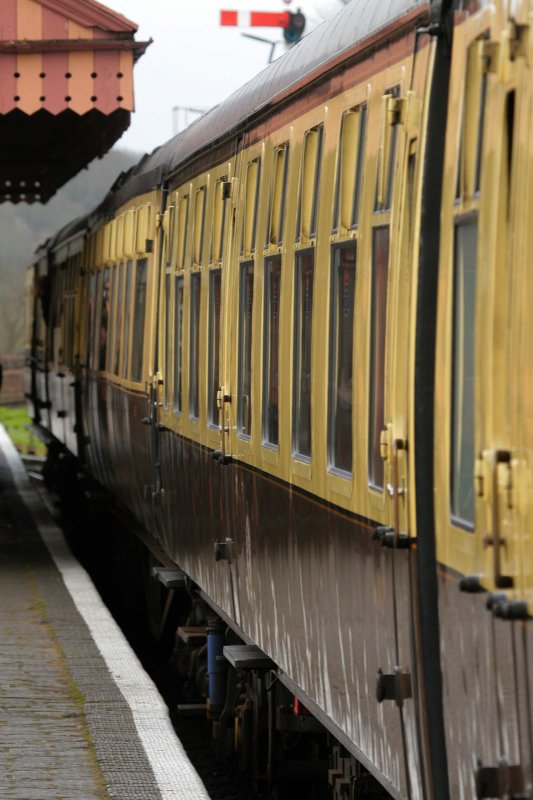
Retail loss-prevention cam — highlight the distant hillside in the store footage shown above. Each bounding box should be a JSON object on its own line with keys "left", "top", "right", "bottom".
{"left": 0, "top": 147, "right": 143, "bottom": 355}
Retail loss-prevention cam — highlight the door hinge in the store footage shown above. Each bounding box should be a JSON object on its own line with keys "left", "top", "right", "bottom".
{"left": 376, "top": 668, "right": 412, "bottom": 707}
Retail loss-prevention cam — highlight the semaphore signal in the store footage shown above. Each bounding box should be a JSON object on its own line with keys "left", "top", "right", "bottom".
{"left": 220, "top": 8, "right": 306, "bottom": 43}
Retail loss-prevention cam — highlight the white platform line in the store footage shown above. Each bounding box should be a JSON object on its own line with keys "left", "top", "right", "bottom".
{"left": 0, "top": 426, "right": 210, "bottom": 800}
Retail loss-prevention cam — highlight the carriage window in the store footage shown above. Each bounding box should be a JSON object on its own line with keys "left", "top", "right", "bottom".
{"left": 368, "top": 227, "right": 390, "bottom": 489}
{"left": 293, "top": 251, "right": 314, "bottom": 459}
{"left": 131, "top": 258, "right": 147, "bottom": 382}
{"left": 263, "top": 256, "right": 281, "bottom": 447}
{"left": 113, "top": 263, "right": 124, "bottom": 375}
{"left": 328, "top": 245, "right": 356, "bottom": 474}
{"left": 352, "top": 106, "right": 367, "bottom": 227}
{"left": 457, "top": 37, "right": 488, "bottom": 201}
{"left": 208, "top": 270, "right": 222, "bottom": 427}
{"left": 121, "top": 260, "right": 133, "bottom": 379}
{"left": 193, "top": 187, "right": 206, "bottom": 266}
{"left": 474, "top": 74, "right": 487, "bottom": 194}
{"left": 86, "top": 273, "right": 97, "bottom": 369}
{"left": 267, "top": 145, "right": 289, "bottom": 246}
{"left": 242, "top": 159, "right": 261, "bottom": 256}
{"left": 98, "top": 267, "right": 110, "bottom": 371}
{"left": 106, "top": 265, "right": 117, "bottom": 373}
{"left": 189, "top": 272, "right": 201, "bottom": 419}
{"left": 176, "top": 195, "right": 189, "bottom": 269}
{"left": 167, "top": 204, "right": 176, "bottom": 265}
{"left": 334, "top": 106, "right": 367, "bottom": 233}
{"left": 375, "top": 88, "right": 399, "bottom": 212}
{"left": 451, "top": 219, "right": 477, "bottom": 529}
{"left": 211, "top": 177, "right": 228, "bottom": 263}
{"left": 238, "top": 262, "right": 254, "bottom": 438}
{"left": 92, "top": 271, "right": 103, "bottom": 369}
{"left": 298, "top": 125, "right": 323, "bottom": 241}
{"left": 173, "top": 277, "right": 184, "bottom": 414}
{"left": 164, "top": 273, "right": 171, "bottom": 409}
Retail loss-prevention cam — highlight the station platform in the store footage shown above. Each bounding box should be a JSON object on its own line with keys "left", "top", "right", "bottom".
{"left": 0, "top": 425, "right": 210, "bottom": 800}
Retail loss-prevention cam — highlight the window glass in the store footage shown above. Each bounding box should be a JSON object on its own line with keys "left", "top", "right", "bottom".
{"left": 368, "top": 227, "right": 390, "bottom": 489}
{"left": 328, "top": 245, "right": 356, "bottom": 474}
{"left": 263, "top": 256, "right": 282, "bottom": 446}
{"left": 451, "top": 219, "right": 477, "bottom": 528}
{"left": 375, "top": 88, "right": 399, "bottom": 212}
{"left": 164, "top": 273, "right": 171, "bottom": 408}
{"left": 238, "top": 262, "right": 254, "bottom": 437}
{"left": 194, "top": 187, "right": 206, "bottom": 265}
{"left": 113, "top": 262, "right": 124, "bottom": 375}
{"left": 298, "top": 126, "right": 323, "bottom": 240}
{"left": 242, "top": 160, "right": 261, "bottom": 255}
{"left": 293, "top": 251, "right": 314, "bottom": 459}
{"left": 211, "top": 178, "right": 228, "bottom": 263}
{"left": 267, "top": 145, "right": 289, "bottom": 246}
{"left": 189, "top": 272, "right": 201, "bottom": 419}
{"left": 173, "top": 277, "right": 184, "bottom": 413}
{"left": 121, "top": 260, "right": 133, "bottom": 379}
{"left": 99, "top": 267, "right": 110, "bottom": 371}
{"left": 92, "top": 271, "right": 103, "bottom": 369}
{"left": 333, "top": 106, "right": 367, "bottom": 233}
{"left": 131, "top": 259, "right": 147, "bottom": 382}
{"left": 85, "top": 272, "right": 96, "bottom": 369}
{"left": 106, "top": 266, "right": 117, "bottom": 373}
{"left": 474, "top": 74, "right": 487, "bottom": 194}
{"left": 177, "top": 196, "right": 189, "bottom": 269}
{"left": 352, "top": 105, "right": 367, "bottom": 228}
{"left": 208, "top": 270, "right": 222, "bottom": 427}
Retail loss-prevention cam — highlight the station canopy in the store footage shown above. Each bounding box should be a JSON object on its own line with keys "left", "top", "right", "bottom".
{"left": 0, "top": 0, "right": 149, "bottom": 203}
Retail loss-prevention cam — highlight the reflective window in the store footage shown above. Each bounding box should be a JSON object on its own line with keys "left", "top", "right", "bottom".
{"left": 328, "top": 245, "right": 356, "bottom": 474}
{"left": 131, "top": 259, "right": 147, "bottom": 382}
{"left": 86, "top": 273, "right": 97, "bottom": 369}
{"left": 242, "top": 160, "right": 261, "bottom": 256}
{"left": 266, "top": 145, "right": 289, "bottom": 247}
{"left": 293, "top": 251, "right": 314, "bottom": 459}
{"left": 208, "top": 270, "right": 222, "bottom": 427}
{"left": 113, "top": 263, "right": 124, "bottom": 376}
{"left": 211, "top": 178, "right": 228, "bottom": 263}
{"left": 368, "top": 227, "right": 389, "bottom": 489}
{"left": 263, "top": 256, "right": 281, "bottom": 446}
{"left": 298, "top": 126, "right": 323, "bottom": 240}
{"left": 375, "top": 88, "right": 399, "bottom": 212}
{"left": 333, "top": 105, "right": 367, "bottom": 233}
{"left": 238, "top": 262, "right": 254, "bottom": 437}
{"left": 189, "top": 273, "right": 201, "bottom": 419}
{"left": 164, "top": 273, "right": 171, "bottom": 408}
{"left": 173, "top": 277, "right": 184, "bottom": 413}
{"left": 106, "top": 266, "right": 117, "bottom": 373}
{"left": 451, "top": 219, "right": 477, "bottom": 528}
{"left": 121, "top": 260, "right": 133, "bottom": 379}
{"left": 98, "top": 267, "right": 110, "bottom": 371}
{"left": 92, "top": 271, "right": 102, "bottom": 369}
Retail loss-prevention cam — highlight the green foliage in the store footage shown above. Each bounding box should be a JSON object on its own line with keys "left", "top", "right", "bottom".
{"left": 0, "top": 405, "right": 46, "bottom": 456}
{"left": 0, "top": 147, "right": 142, "bottom": 355}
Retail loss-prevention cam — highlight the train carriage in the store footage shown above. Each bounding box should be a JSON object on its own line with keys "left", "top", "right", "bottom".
{"left": 25, "top": 0, "right": 533, "bottom": 798}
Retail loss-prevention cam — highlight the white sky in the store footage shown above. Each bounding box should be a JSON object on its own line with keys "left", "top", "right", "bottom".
{"left": 101, "top": 0, "right": 342, "bottom": 155}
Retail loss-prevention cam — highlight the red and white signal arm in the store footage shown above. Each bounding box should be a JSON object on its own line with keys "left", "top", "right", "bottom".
{"left": 220, "top": 10, "right": 290, "bottom": 27}
{"left": 220, "top": 9, "right": 306, "bottom": 42}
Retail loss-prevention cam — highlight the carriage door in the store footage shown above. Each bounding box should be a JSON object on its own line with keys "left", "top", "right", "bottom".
{"left": 371, "top": 72, "right": 425, "bottom": 796}
{"left": 434, "top": 11, "right": 529, "bottom": 797}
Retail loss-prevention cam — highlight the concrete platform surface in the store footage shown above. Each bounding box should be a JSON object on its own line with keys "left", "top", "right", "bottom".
{"left": 0, "top": 425, "right": 210, "bottom": 800}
